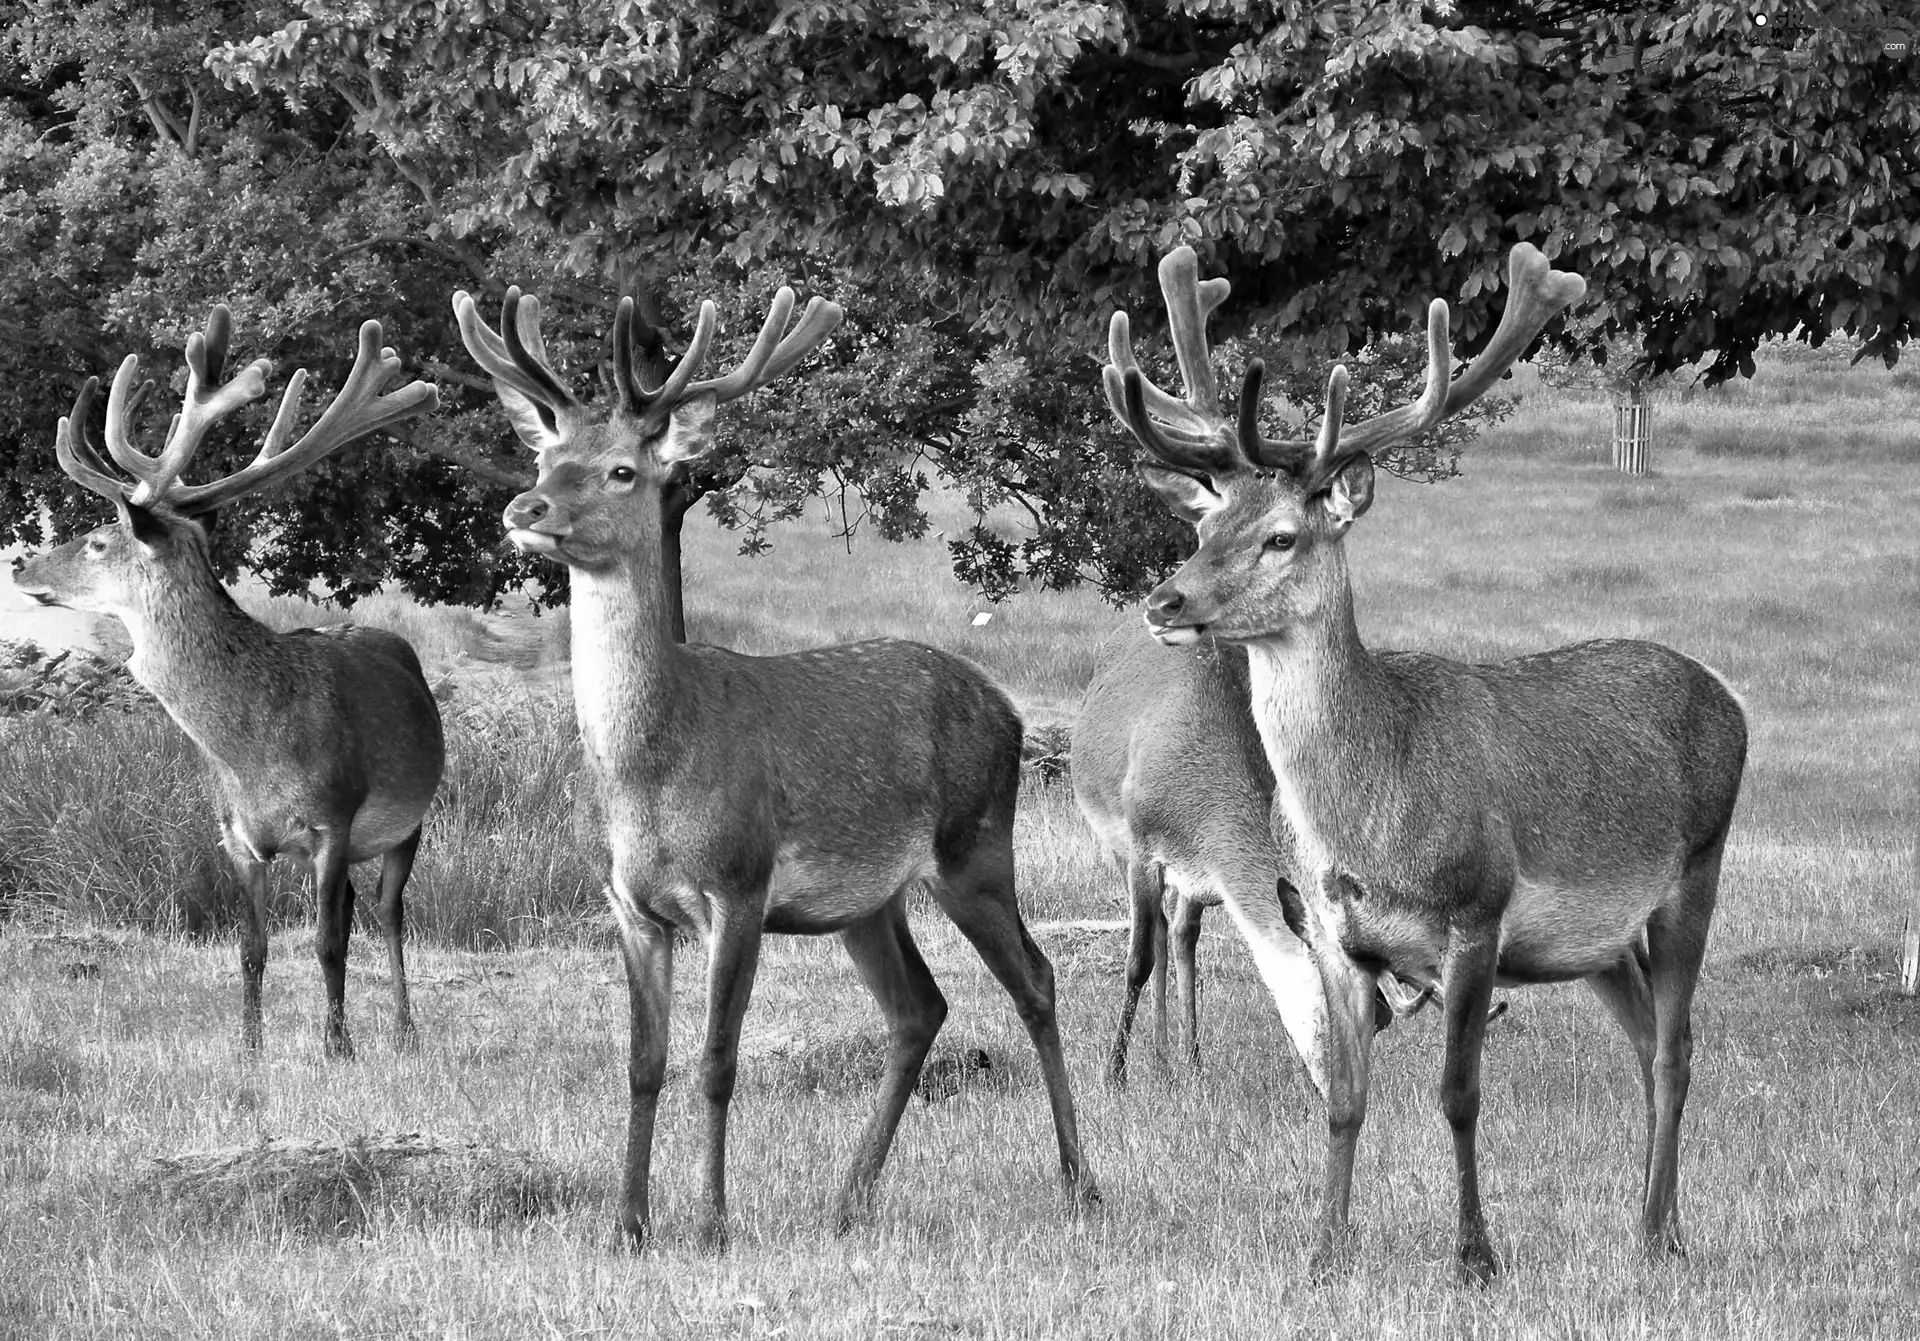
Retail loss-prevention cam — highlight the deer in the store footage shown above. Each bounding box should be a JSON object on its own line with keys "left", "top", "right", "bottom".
{"left": 11, "top": 309, "right": 443, "bottom": 1059}
{"left": 451, "top": 280, "right": 1098, "bottom": 1250}
{"left": 1074, "top": 629, "right": 1321, "bottom": 1086}
{"left": 1102, "top": 242, "right": 1748, "bottom": 1284}
{"left": 1073, "top": 631, "right": 1468, "bottom": 1088}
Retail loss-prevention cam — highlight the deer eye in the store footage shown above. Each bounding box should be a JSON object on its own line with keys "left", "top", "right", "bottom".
{"left": 85, "top": 536, "right": 108, "bottom": 555}
{"left": 1265, "top": 532, "right": 1297, "bottom": 553}
{"left": 608, "top": 465, "right": 637, "bottom": 484}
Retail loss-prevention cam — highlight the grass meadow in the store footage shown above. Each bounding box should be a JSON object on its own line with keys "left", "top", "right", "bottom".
{"left": 3, "top": 352, "right": 1920, "bottom": 1338}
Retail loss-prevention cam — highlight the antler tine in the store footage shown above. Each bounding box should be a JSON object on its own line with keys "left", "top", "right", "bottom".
{"left": 612, "top": 298, "right": 671, "bottom": 413}
{"left": 1316, "top": 367, "right": 1350, "bottom": 461}
{"left": 103, "top": 307, "right": 275, "bottom": 507}
{"left": 740, "top": 295, "right": 843, "bottom": 387}
{"left": 166, "top": 318, "right": 441, "bottom": 515}
{"left": 1101, "top": 247, "right": 1250, "bottom": 477}
{"left": 1159, "top": 247, "right": 1230, "bottom": 419}
{"left": 1310, "top": 244, "right": 1586, "bottom": 485}
{"left": 1103, "top": 310, "right": 1243, "bottom": 477}
{"left": 1110, "top": 367, "right": 1238, "bottom": 481}
{"left": 52, "top": 377, "right": 128, "bottom": 504}
{"left": 1106, "top": 307, "right": 1220, "bottom": 433}
{"left": 682, "top": 287, "right": 795, "bottom": 402}
{"left": 641, "top": 301, "right": 719, "bottom": 413}
{"left": 1430, "top": 243, "right": 1587, "bottom": 415}
{"left": 501, "top": 291, "right": 579, "bottom": 411}
{"left": 1233, "top": 361, "right": 1317, "bottom": 475}
{"left": 630, "top": 289, "right": 842, "bottom": 427}
{"left": 451, "top": 287, "right": 580, "bottom": 417}
{"left": 1303, "top": 300, "right": 1452, "bottom": 484}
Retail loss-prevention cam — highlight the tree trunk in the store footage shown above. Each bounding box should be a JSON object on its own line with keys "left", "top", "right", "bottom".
{"left": 661, "top": 481, "right": 696, "bottom": 645}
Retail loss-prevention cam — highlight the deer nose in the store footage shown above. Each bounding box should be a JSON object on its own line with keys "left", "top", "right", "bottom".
{"left": 503, "top": 491, "right": 553, "bottom": 533}
{"left": 1145, "top": 583, "right": 1186, "bottom": 626}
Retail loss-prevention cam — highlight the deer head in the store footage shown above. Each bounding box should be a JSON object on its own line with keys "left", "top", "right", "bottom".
{"left": 1104, "top": 244, "right": 1585, "bottom": 645}
{"left": 13, "top": 308, "right": 438, "bottom": 624}
{"left": 452, "top": 284, "right": 844, "bottom": 572}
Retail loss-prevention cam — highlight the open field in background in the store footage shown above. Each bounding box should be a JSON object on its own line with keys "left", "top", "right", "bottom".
{"left": 4, "top": 362, "right": 1920, "bottom": 1337}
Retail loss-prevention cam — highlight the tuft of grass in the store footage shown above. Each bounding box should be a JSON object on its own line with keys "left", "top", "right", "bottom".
{"left": 138, "top": 1132, "right": 585, "bottom": 1240}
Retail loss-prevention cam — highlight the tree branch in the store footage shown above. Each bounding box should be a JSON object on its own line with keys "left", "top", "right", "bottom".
{"left": 396, "top": 430, "right": 530, "bottom": 490}
{"left": 129, "top": 76, "right": 195, "bottom": 155}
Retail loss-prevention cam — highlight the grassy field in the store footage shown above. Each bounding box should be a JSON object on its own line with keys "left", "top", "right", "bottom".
{"left": 3, "top": 361, "right": 1920, "bottom": 1338}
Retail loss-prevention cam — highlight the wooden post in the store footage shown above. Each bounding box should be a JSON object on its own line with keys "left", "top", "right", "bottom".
{"left": 1611, "top": 398, "right": 1652, "bottom": 474}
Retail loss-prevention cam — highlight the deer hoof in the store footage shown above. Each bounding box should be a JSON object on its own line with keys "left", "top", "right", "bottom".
{"left": 1455, "top": 1238, "right": 1499, "bottom": 1288}
{"left": 832, "top": 1189, "right": 876, "bottom": 1236}
{"left": 611, "top": 1216, "right": 654, "bottom": 1255}
{"left": 1066, "top": 1174, "right": 1104, "bottom": 1214}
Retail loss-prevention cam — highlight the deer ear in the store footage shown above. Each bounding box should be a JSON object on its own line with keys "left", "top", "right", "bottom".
{"left": 1138, "top": 464, "right": 1221, "bottom": 524}
{"left": 656, "top": 394, "right": 718, "bottom": 466}
{"left": 1323, "top": 456, "right": 1375, "bottom": 530}
{"left": 493, "top": 382, "right": 564, "bottom": 452}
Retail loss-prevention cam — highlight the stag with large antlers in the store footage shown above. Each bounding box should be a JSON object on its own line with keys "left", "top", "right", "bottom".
{"left": 451, "top": 282, "right": 1097, "bottom": 1249}
{"left": 12, "top": 310, "right": 443, "bottom": 1058}
{"left": 1103, "top": 244, "right": 1747, "bottom": 1283}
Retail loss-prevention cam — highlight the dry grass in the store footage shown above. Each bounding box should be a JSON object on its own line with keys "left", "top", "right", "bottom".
{"left": 138, "top": 1131, "right": 583, "bottom": 1239}
{"left": 4, "top": 357, "right": 1920, "bottom": 1336}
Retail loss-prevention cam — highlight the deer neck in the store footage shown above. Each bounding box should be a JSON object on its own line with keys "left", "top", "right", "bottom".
{"left": 565, "top": 506, "right": 688, "bottom": 773}
{"left": 1241, "top": 557, "right": 1400, "bottom": 867}
{"left": 120, "top": 558, "right": 286, "bottom": 761}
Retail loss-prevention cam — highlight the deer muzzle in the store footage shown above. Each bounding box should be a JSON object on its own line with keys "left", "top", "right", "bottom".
{"left": 503, "top": 490, "right": 569, "bottom": 557}
{"left": 9, "top": 555, "right": 59, "bottom": 606}
{"left": 1143, "top": 580, "right": 1205, "bottom": 645}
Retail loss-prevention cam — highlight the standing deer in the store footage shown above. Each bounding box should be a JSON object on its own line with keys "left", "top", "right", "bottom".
{"left": 452, "top": 282, "right": 1097, "bottom": 1248}
{"left": 1074, "top": 632, "right": 1455, "bottom": 1088}
{"left": 1073, "top": 630, "right": 1318, "bottom": 1085}
{"left": 12, "top": 310, "right": 443, "bottom": 1058}
{"left": 1103, "top": 243, "right": 1747, "bottom": 1283}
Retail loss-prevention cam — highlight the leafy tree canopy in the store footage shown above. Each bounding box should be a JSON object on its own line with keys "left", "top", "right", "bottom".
{"left": 2, "top": 1, "right": 1913, "bottom": 607}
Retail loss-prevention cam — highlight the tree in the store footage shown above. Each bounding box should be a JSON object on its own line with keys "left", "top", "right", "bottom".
{"left": 5, "top": 2, "right": 1914, "bottom": 610}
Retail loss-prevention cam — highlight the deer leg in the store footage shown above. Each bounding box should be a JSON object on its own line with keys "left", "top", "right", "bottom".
{"left": 1587, "top": 952, "right": 1658, "bottom": 1201}
{"left": 614, "top": 903, "right": 673, "bottom": 1250}
{"left": 311, "top": 835, "right": 357, "bottom": 1060}
{"left": 1641, "top": 846, "right": 1721, "bottom": 1258}
{"left": 1437, "top": 933, "right": 1502, "bottom": 1286}
{"left": 693, "top": 903, "right": 765, "bottom": 1251}
{"left": 932, "top": 840, "right": 1100, "bottom": 1210}
{"left": 833, "top": 898, "right": 947, "bottom": 1232}
{"left": 1308, "top": 945, "right": 1379, "bottom": 1279}
{"left": 231, "top": 844, "right": 271, "bottom": 1053}
{"left": 1170, "top": 891, "right": 1204, "bottom": 1072}
{"left": 376, "top": 826, "right": 423, "bottom": 1049}
{"left": 1108, "top": 857, "right": 1167, "bottom": 1088}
